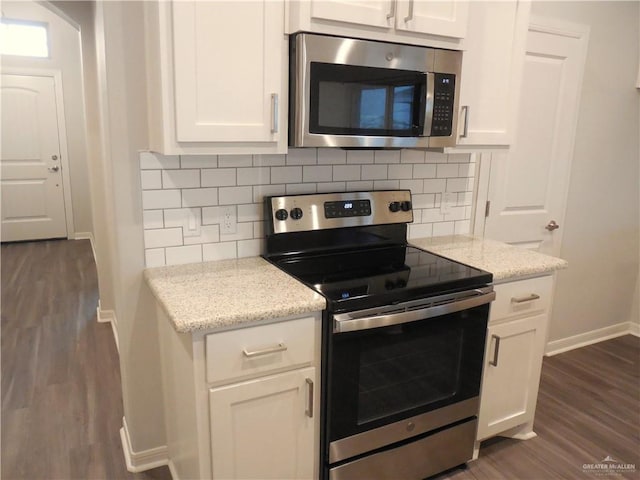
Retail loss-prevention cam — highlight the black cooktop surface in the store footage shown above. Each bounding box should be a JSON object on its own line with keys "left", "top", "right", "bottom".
{"left": 270, "top": 245, "right": 492, "bottom": 311}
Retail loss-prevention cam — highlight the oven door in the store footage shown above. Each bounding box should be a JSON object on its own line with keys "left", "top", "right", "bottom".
{"left": 326, "top": 287, "right": 494, "bottom": 465}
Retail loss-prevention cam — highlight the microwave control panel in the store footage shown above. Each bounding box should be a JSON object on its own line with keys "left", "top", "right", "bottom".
{"left": 431, "top": 73, "right": 456, "bottom": 137}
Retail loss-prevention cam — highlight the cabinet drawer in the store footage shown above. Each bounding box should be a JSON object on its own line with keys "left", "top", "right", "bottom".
{"left": 206, "top": 317, "right": 315, "bottom": 385}
{"left": 490, "top": 276, "right": 553, "bottom": 323}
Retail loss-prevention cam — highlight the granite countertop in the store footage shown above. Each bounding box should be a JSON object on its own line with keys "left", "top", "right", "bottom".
{"left": 145, "top": 257, "right": 326, "bottom": 333}
{"left": 410, "top": 235, "right": 568, "bottom": 282}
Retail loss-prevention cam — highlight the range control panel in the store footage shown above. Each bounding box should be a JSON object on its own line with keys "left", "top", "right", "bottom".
{"left": 267, "top": 190, "right": 413, "bottom": 234}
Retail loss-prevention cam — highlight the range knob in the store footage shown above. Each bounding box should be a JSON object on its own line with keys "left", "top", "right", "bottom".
{"left": 290, "top": 207, "right": 303, "bottom": 220}
{"left": 274, "top": 209, "right": 288, "bottom": 221}
{"left": 389, "top": 202, "right": 400, "bottom": 213}
{"left": 400, "top": 201, "right": 412, "bottom": 212}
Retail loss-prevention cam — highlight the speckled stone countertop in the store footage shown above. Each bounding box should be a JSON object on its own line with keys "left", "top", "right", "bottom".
{"left": 410, "top": 235, "right": 568, "bottom": 282}
{"left": 145, "top": 257, "right": 326, "bottom": 333}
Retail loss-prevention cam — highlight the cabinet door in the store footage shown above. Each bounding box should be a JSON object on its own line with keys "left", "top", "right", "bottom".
{"left": 172, "top": 1, "right": 284, "bottom": 143}
{"left": 456, "top": 1, "right": 530, "bottom": 146}
{"left": 395, "top": 0, "right": 468, "bottom": 39}
{"left": 309, "top": 0, "right": 393, "bottom": 29}
{"left": 476, "top": 314, "right": 546, "bottom": 440}
{"left": 210, "top": 367, "right": 316, "bottom": 480}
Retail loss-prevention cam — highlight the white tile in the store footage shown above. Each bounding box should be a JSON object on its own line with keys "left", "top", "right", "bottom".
{"left": 433, "top": 222, "right": 455, "bottom": 236}
{"left": 412, "top": 194, "right": 435, "bottom": 209}
{"left": 253, "top": 184, "right": 286, "bottom": 203}
{"left": 333, "top": 165, "right": 361, "bottom": 181}
{"left": 423, "top": 178, "right": 447, "bottom": 193}
{"left": 143, "top": 210, "right": 164, "bottom": 229}
{"left": 436, "top": 164, "right": 459, "bottom": 178}
{"left": 412, "top": 209, "right": 422, "bottom": 223}
{"left": 408, "top": 223, "right": 433, "bottom": 239}
{"left": 374, "top": 150, "right": 401, "bottom": 164}
{"left": 145, "top": 248, "right": 165, "bottom": 267}
{"left": 318, "top": 148, "right": 346, "bottom": 165}
{"left": 458, "top": 192, "right": 473, "bottom": 206}
{"left": 144, "top": 228, "right": 183, "bottom": 248}
{"left": 458, "top": 162, "right": 476, "bottom": 178}
{"left": 238, "top": 203, "right": 262, "bottom": 222}
{"left": 346, "top": 181, "right": 373, "bottom": 191}
{"left": 254, "top": 154, "right": 286, "bottom": 166}
{"left": 253, "top": 221, "right": 265, "bottom": 238}
{"left": 444, "top": 206, "right": 467, "bottom": 221}
{"left": 203, "top": 242, "right": 237, "bottom": 261}
{"left": 346, "top": 151, "right": 374, "bottom": 164}
{"left": 361, "top": 164, "right": 388, "bottom": 180}
{"left": 180, "top": 155, "right": 217, "bottom": 169}
{"left": 201, "top": 168, "right": 236, "bottom": 187}
{"left": 218, "top": 186, "right": 253, "bottom": 205}
{"left": 162, "top": 169, "right": 200, "bottom": 189}
{"left": 184, "top": 224, "right": 220, "bottom": 245}
{"left": 182, "top": 188, "right": 218, "bottom": 207}
{"left": 454, "top": 220, "right": 471, "bottom": 235}
{"left": 141, "top": 170, "right": 162, "bottom": 190}
{"left": 413, "top": 164, "right": 437, "bottom": 179}
{"left": 238, "top": 239, "right": 263, "bottom": 258}
{"left": 286, "top": 183, "right": 316, "bottom": 194}
{"left": 446, "top": 178, "right": 469, "bottom": 193}
{"left": 165, "top": 245, "right": 203, "bottom": 265}
{"left": 202, "top": 206, "right": 220, "bottom": 225}
{"left": 164, "top": 208, "right": 196, "bottom": 228}
{"left": 220, "top": 221, "right": 254, "bottom": 242}
{"left": 142, "top": 189, "right": 182, "bottom": 210}
{"left": 271, "top": 166, "right": 302, "bottom": 183}
{"left": 373, "top": 180, "right": 400, "bottom": 190}
{"left": 237, "top": 167, "right": 270, "bottom": 185}
{"left": 303, "top": 165, "right": 333, "bottom": 183}
{"left": 317, "top": 182, "right": 346, "bottom": 193}
{"left": 422, "top": 208, "right": 444, "bottom": 223}
{"left": 140, "top": 151, "right": 180, "bottom": 169}
{"left": 399, "top": 179, "right": 423, "bottom": 194}
{"left": 388, "top": 164, "right": 413, "bottom": 180}
{"left": 447, "top": 153, "right": 471, "bottom": 163}
{"left": 425, "top": 151, "right": 447, "bottom": 163}
{"left": 286, "top": 148, "right": 317, "bottom": 165}
{"left": 400, "top": 150, "right": 425, "bottom": 164}
{"left": 218, "top": 155, "right": 253, "bottom": 167}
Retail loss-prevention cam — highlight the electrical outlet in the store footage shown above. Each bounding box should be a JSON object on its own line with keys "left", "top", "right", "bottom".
{"left": 221, "top": 205, "right": 237, "bottom": 234}
{"left": 183, "top": 208, "right": 201, "bottom": 237}
{"left": 440, "top": 192, "right": 457, "bottom": 215}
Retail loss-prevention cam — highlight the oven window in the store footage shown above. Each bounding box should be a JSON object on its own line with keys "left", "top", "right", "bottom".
{"left": 310, "top": 62, "right": 425, "bottom": 136}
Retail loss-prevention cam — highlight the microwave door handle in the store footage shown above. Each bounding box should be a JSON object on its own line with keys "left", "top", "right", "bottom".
{"left": 423, "top": 72, "right": 434, "bottom": 137}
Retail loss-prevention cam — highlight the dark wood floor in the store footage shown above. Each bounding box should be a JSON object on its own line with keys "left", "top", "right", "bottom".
{"left": 2, "top": 239, "right": 638, "bottom": 479}
{"left": 1, "top": 239, "right": 170, "bottom": 480}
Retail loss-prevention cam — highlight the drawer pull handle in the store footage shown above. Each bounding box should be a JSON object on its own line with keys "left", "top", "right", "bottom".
{"left": 511, "top": 293, "right": 540, "bottom": 304}
{"left": 242, "top": 342, "right": 287, "bottom": 358}
{"left": 305, "top": 378, "right": 314, "bottom": 418}
{"left": 489, "top": 334, "right": 501, "bottom": 367}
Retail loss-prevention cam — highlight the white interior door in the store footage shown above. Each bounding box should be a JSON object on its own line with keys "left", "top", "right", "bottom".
{"left": 1, "top": 74, "right": 68, "bottom": 242}
{"left": 481, "top": 19, "right": 589, "bottom": 256}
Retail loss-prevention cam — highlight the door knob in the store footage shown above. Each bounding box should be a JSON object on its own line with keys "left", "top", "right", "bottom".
{"left": 545, "top": 220, "right": 559, "bottom": 231}
{"left": 48, "top": 165, "right": 60, "bottom": 172}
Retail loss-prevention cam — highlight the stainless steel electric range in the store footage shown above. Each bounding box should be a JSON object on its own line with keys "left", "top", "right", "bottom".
{"left": 263, "top": 190, "right": 494, "bottom": 480}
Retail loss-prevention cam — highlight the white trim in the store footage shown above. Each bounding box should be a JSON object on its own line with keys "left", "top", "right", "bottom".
{"left": 471, "top": 152, "right": 491, "bottom": 237}
{"left": 96, "top": 301, "right": 119, "bottom": 354}
{"left": 73, "top": 232, "right": 97, "bottom": 263}
{"left": 545, "top": 322, "right": 637, "bottom": 356}
{"left": 168, "top": 460, "right": 180, "bottom": 480}
{"left": 120, "top": 416, "right": 169, "bottom": 473}
{"left": 529, "top": 15, "right": 591, "bottom": 40}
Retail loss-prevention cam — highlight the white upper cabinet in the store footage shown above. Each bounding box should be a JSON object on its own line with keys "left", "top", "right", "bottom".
{"left": 454, "top": 1, "right": 531, "bottom": 148}
{"left": 288, "top": 0, "right": 468, "bottom": 48}
{"left": 145, "top": 1, "right": 288, "bottom": 155}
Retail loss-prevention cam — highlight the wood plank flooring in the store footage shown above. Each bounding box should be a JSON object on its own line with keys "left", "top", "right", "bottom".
{"left": 1, "top": 239, "right": 170, "bottom": 480}
{"left": 2, "top": 239, "right": 638, "bottom": 479}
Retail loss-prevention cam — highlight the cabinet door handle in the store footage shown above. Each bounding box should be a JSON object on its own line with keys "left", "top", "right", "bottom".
{"left": 242, "top": 342, "right": 287, "bottom": 358}
{"left": 305, "top": 378, "right": 314, "bottom": 418}
{"left": 489, "top": 334, "right": 501, "bottom": 367}
{"left": 511, "top": 293, "right": 541, "bottom": 304}
{"left": 460, "top": 105, "right": 469, "bottom": 138}
{"left": 386, "top": 0, "right": 396, "bottom": 19}
{"left": 404, "top": 0, "right": 414, "bottom": 22}
{"left": 270, "top": 93, "right": 279, "bottom": 134}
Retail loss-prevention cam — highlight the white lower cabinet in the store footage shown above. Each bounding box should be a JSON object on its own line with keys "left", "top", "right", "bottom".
{"left": 476, "top": 275, "right": 554, "bottom": 448}
{"left": 209, "top": 367, "right": 316, "bottom": 480}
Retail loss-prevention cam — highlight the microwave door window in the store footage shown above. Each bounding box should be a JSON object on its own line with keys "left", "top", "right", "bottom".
{"left": 358, "top": 87, "right": 387, "bottom": 129}
{"left": 392, "top": 85, "right": 415, "bottom": 130}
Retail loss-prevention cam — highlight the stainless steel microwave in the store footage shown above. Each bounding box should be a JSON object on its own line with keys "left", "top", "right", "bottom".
{"left": 289, "top": 33, "right": 462, "bottom": 149}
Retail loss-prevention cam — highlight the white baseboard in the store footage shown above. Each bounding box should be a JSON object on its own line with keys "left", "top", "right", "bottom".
{"left": 545, "top": 322, "right": 636, "bottom": 356}
{"left": 120, "top": 416, "right": 169, "bottom": 473}
{"left": 97, "top": 301, "right": 119, "bottom": 354}
{"left": 168, "top": 460, "right": 180, "bottom": 480}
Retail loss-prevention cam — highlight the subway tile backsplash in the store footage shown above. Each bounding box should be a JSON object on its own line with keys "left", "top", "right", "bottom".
{"left": 140, "top": 149, "right": 475, "bottom": 267}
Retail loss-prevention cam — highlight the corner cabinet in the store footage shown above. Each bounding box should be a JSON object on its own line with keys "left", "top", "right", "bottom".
{"left": 145, "top": 0, "right": 288, "bottom": 155}
{"left": 474, "top": 275, "right": 553, "bottom": 456}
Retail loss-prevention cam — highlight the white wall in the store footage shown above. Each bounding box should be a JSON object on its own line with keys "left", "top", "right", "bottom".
{"left": 1, "top": 1, "right": 93, "bottom": 236}
{"left": 531, "top": 1, "right": 640, "bottom": 342}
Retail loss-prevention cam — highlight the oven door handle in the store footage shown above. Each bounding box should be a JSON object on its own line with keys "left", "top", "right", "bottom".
{"left": 333, "top": 289, "right": 495, "bottom": 333}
